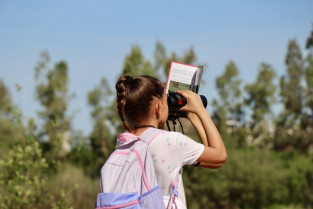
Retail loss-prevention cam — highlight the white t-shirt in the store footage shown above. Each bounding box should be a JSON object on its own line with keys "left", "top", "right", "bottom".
{"left": 142, "top": 128, "right": 204, "bottom": 209}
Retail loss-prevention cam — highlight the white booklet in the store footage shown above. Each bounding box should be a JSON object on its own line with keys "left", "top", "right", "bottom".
{"left": 165, "top": 61, "right": 204, "bottom": 94}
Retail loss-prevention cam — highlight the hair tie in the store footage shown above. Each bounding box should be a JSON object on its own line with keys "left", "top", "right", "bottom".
{"left": 125, "top": 76, "right": 133, "bottom": 84}
{"left": 121, "top": 117, "right": 125, "bottom": 121}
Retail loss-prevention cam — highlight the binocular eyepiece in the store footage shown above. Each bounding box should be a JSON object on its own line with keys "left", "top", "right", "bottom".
{"left": 167, "top": 93, "right": 207, "bottom": 121}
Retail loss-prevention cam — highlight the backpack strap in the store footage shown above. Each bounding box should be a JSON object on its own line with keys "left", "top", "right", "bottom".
{"left": 132, "top": 129, "right": 164, "bottom": 191}
{"left": 131, "top": 147, "right": 151, "bottom": 191}
{"left": 96, "top": 200, "right": 139, "bottom": 209}
{"left": 140, "top": 128, "right": 165, "bottom": 145}
{"left": 167, "top": 177, "right": 180, "bottom": 209}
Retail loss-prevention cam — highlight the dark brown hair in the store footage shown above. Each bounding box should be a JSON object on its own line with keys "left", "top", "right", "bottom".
{"left": 115, "top": 75, "right": 164, "bottom": 131}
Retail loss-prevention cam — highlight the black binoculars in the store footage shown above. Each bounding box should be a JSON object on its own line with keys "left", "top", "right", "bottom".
{"left": 167, "top": 93, "right": 207, "bottom": 121}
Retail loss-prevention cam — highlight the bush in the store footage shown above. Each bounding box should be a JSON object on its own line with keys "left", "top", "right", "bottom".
{"left": 44, "top": 163, "right": 99, "bottom": 209}
{"left": 184, "top": 148, "right": 289, "bottom": 209}
{"left": 0, "top": 137, "right": 50, "bottom": 209}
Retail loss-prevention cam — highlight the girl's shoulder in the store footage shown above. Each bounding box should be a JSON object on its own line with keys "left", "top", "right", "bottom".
{"left": 140, "top": 128, "right": 180, "bottom": 139}
{"left": 140, "top": 128, "right": 179, "bottom": 145}
{"left": 161, "top": 129, "right": 192, "bottom": 141}
{"left": 141, "top": 128, "right": 196, "bottom": 148}
{"left": 147, "top": 128, "right": 193, "bottom": 147}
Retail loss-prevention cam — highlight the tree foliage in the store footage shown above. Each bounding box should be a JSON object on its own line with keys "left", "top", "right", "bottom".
{"left": 245, "top": 63, "right": 276, "bottom": 124}
{"left": 34, "top": 51, "right": 72, "bottom": 159}
{"left": 279, "top": 40, "right": 304, "bottom": 127}
{"left": 212, "top": 61, "right": 244, "bottom": 139}
{"left": 304, "top": 26, "right": 313, "bottom": 129}
{"left": 184, "top": 148, "right": 313, "bottom": 209}
{"left": 0, "top": 79, "right": 20, "bottom": 158}
{"left": 0, "top": 79, "right": 13, "bottom": 114}
{"left": 80, "top": 77, "right": 114, "bottom": 177}
{"left": 0, "top": 136, "right": 49, "bottom": 209}
{"left": 274, "top": 38, "right": 313, "bottom": 152}
{"left": 121, "top": 45, "right": 156, "bottom": 77}
{"left": 87, "top": 77, "right": 113, "bottom": 155}
{"left": 0, "top": 111, "right": 73, "bottom": 209}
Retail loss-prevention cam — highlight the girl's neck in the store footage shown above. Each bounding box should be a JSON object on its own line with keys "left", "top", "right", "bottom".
{"left": 130, "top": 122, "right": 158, "bottom": 136}
{"left": 134, "top": 124, "right": 156, "bottom": 129}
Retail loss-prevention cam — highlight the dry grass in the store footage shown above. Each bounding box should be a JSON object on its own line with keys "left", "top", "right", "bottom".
{"left": 46, "top": 163, "right": 99, "bottom": 209}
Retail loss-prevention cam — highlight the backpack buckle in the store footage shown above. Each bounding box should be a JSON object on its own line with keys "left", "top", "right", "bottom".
{"left": 173, "top": 186, "right": 178, "bottom": 197}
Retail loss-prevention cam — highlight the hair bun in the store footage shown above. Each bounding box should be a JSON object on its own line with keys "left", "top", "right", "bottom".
{"left": 125, "top": 76, "right": 133, "bottom": 84}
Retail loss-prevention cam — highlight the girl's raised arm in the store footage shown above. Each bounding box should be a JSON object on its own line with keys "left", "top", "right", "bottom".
{"left": 176, "top": 90, "right": 227, "bottom": 168}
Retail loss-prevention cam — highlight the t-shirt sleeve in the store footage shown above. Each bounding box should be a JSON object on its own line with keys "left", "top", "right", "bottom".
{"left": 174, "top": 132, "right": 204, "bottom": 166}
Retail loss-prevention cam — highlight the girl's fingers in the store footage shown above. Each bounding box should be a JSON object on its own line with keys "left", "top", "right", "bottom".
{"left": 176, "top": 90, "right": 194, "bottom": 99}
{"left": 175, "top": 90, "right": 187, "bottom": 97}
{"left": 176, "top": 90, "right": 204, "bottom": 113}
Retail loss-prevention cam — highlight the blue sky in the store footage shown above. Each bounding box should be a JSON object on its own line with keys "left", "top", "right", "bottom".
{"left": 0, "top": 0, "right": 312, "bottom": 135}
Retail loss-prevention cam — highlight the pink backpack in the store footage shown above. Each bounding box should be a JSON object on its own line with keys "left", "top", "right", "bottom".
{"left": 95, "top": 128, "right": 179, "bottom": 209}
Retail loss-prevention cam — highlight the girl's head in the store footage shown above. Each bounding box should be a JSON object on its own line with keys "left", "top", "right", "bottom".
{"left": 115, "top": 75, "right": 168, "bottom": 131}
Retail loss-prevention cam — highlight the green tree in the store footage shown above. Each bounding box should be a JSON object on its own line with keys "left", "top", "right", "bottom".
{"left": 245, "top": 63, "right": 276, "bottom": 124}
{"left": 304, "top": 26, "right": 313, "bottom": 129}
{"left": 120, "top": 41, "right": 197, "bottom": 79}
{"left": 0, "top": 77, "right": 74, "bottom": 208}
{"left": 244, "top": 63, "right": 277, "bottom": 147}
{"left": 0, "top": 79, "right": 18, "bottom": 158}
{"left": 282, "top": 153, "right": 313, "bottom": 208}
{"left": 34, "top": 51, "right": 72, "bottom": 159}
{"left": 279, "top": 40, "right": 304, "bottom": 128}
{"left": 184, "top": 149, "right": 290, "bottom": 209}
{"left": 275, "top": 40, "right": 313, "bottom": 151}
{"left": 84, "top": 77, "right": 113, "bottom": 176}
{"left": 154, "top": 40, "right": 168, "bottom": 78}
{"left": 212, "top": 61, "right": 244, "bottom": 134}
{"left": 0, "top": 79, "right": 13, "bottom": 115}
{"left": 0, "top": 114, "right": 73, "bottom": 209}
{"left": 121, "top": 45, "right": 156, "bottom": 77}
{"left": 0, "top": 127, "right": 49, "bottom": 209}
{"left": 304, "top": 55, "right": 313, "bottom": 128}
{"left": 88, "top": 77, "right": 113, "bottom": 156}
{"left": 306, "top": 25, "right": 313, "bottom": 49}
{"left": 161, "top": 47, "right": 197, "bottom": 76}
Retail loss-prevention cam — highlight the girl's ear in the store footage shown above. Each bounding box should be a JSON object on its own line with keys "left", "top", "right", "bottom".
{"left": 155, "top": 100, "right": 162, "bottom": 120}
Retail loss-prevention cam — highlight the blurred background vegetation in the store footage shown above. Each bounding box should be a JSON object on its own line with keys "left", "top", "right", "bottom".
{"left": 0, "top": 26, "right": 313, "bottom": 209}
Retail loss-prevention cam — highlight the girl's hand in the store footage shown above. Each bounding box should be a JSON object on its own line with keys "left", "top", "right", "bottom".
{"left": 175, "top": 90, "right": 206, "bottom": 115}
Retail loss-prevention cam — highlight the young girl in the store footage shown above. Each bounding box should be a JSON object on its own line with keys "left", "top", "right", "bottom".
{"left": 114, "top": 75, "right": 227, "bottom": 209}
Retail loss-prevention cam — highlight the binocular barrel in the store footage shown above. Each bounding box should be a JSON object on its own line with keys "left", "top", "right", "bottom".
{"left": 167, "top": 93, "right": 207, "bottom": 120}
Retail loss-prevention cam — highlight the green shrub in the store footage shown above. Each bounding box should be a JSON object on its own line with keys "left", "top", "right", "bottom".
{"left": 44, "top": 163, "right": 99, "bottom": 209}
{"left": 184, "top": 148, "right": 289, "bottom": 209}
{"left": 0, "top": 137, "right": 49, "bottom": 209}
